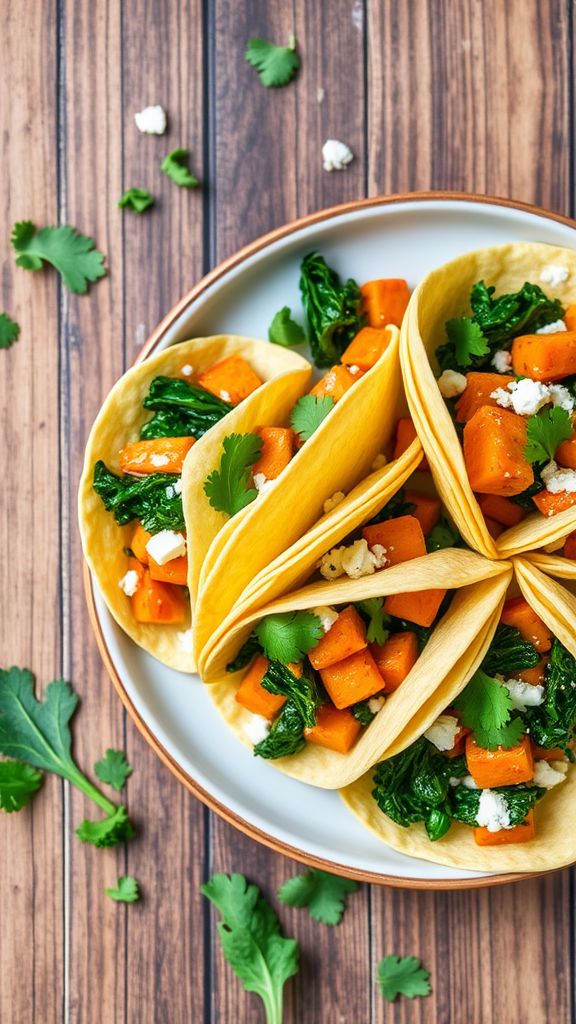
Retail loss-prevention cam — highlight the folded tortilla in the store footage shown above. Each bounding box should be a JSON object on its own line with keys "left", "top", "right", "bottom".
{"left": 204, "top": 549, "right": 512, "bottom": 788}
{"left": 400, "top": 242, "right": 576, "bottom": 559}
{"left": 78, "top": 336, "right": 311, "bottom": 671}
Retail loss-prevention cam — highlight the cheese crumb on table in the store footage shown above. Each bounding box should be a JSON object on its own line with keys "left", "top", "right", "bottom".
{"left": 322, "top": 139, "right": 354, "bottom": 171}
{"left": 134, "top": 104, "right": 167, "bottom": 135}
{"left": 145, "top": 529, "right": 187, "bottom": 565}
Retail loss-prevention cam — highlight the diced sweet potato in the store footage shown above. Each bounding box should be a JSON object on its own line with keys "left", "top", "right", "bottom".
{"left": 555, "top": 433, "right": 576, "bottom": 470}
{"left": 360, "top": 278, "right": 410, "bottom": 328}
{"left": 403, "top": 490, "right": 442, "bottom": 535}
{"left": 370, "top": 631, "right": 419, "bottom": 692}
{"left": 531, "top": 745, "right": 566, "bottom": 762}
{"left": 533, "top": 490, "right": 576, "bottom": 517}
{"left": 197, "top": 355, "right": 263, "bottom": 404}
{"left": 474, "top": 811, "right": 535, "bottom": 846}
{"left": 252, "top": 427, "right": 294, "bottom": 480}
{"left": 392, "top": 418, "right": 429, "bottom": 471}
{"left": 455, "top": 372, "right": 514, "bottom": 423}
{"left": 511, "top": 331, "right": 576, "bottom": 382}
{"left": 310, "top": 364, "right": 358, "bottom": 402}
{"left": 563, "top": 530, "right": 576, "bottom": 559}
{"left": 131, "top": 523, "right": 152, "bottom": 564}
{"left": 320, "top": 648, "right": 384, "bottom": 709}
{"left": 476, "top": 493, "right": 525, "bottom": 527}
{"left": 565, "top": 305, "right": 576, "bottom": 332}
{"left": 500, "top": 597, "right": 552, "bottom": 652}
{"left": 308, "top": 605, "right": 367, "bottom": 670}
{"left": 463, "top": 406, "right": 533, "bottom": 497}
{"left": 383, "top": 588, "right": 446, "bottom": 627}
{"left": 304, "top": 705, "right": 362, "bottom": 753}
{"left": 131, "top": 570, "right": 187, "bottom": 624}
{"left": 148, "top": 553, "right": 188, "bottom": 586}
{"left": 466, "top": 734, "right": 534, "bottom": 788}
{"left": 516, "top": 656, "right": 548, "bottom": 686}
{"left": 362, "top": 514, "right": 426, "bottom": 566}
{"left": 341, "top": 326, "right": 391, "bottom": 370}
{"left": 119, "top": 436, "right": 195, "bottom": 475}
{"left": 235, "top": 655, "right": 287, "bottom": 718}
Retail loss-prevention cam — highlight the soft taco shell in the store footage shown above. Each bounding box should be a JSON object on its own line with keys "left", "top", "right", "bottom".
{"left": 401, "top": 242, "right": 576, "bottom": 559}
{"left": 78, "top": 336, "right": 311, "bottom": 671}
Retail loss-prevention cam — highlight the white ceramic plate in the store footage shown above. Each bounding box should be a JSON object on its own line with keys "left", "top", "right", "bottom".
{"left": 87, "top": 194, "right": 576, "bottom": 888}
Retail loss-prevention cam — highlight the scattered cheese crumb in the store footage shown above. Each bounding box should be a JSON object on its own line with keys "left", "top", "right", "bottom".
{"left": 145, "top": 529, "right": 187, "bottom": 565}
{"left": 220, "top": 389, "right": 232, "bottom": 402}
{"left": 253, "top": 472, "right": 275, "bottom": 495}
{"left": 243, "top": 714, "right": 271, "bottom": 745}
{"left": 437, "top": 369, "right": 468, "bottom": 398}
{"left": 369, "top": 543, "right": 389, "bottom": 568}
{"left": 177, "top": 629, "right": 193, "bottom": 652}
{"left": 491, "top": 378, "right": 551, "bottom": 416}
{"left": 475, "top": 789, "right": 511, "bottom": 832}
{"left": 118, "top": 569, "right": 140, "bottom": 597}
{"left": 491, "top": 349, "right": 513, "bottom": 373}
{"left": 371, "top": 453, "right": 388, "bottom": 471}
{"left": 548, "top": 383, "right": 575, "bottom": 412}
{"left": 312, "top": 606, "right": 339, "bottom": 633}
{"left": 424, "top": 714, "right": 460, "bottom": 751}
{"left": 536, "top": 319, "right": 568, "bottom": 335}
{"left": 533, "top": 759, "right": 568, "bottom": 789}
{"left": 173, "top": 477, "right": 183, "bottom": 495}
{"left": 318, "top": 538, "right": 386, "bottom": 579}
{"left": 502, "top": 679, "right": 545, "bottom": 710}
{"left": 165, "top": 484, "right": 175, "bottom": 498}
{"left": 134, "top": 104, "right": 167, "bottom": 135}
{"left": 181, "top": 363, "right": 194, "bottom": 376}
{"left": 323, "top": 491, "right": 346, "bottom": 515}
{"left": 318, "top": 546, "right": 345, "bottom": 580}
{"left": 542, "top": 460, "right": 576, "bottom": 494}
{"left": 322, "top": 139, "right": 354, "bottom": 171}
{"left": 449, "top": 774, "right": 478, "bottom": 789}
{"left": 150, "top": 452, "right": 170, "bottom": 467}
{"left": 348, "top": 364, "right": 362, "bottom": 375}
{"left": 540, "top": 264, "right": 569, "bottom": 287}
{"left": 367, "top": 696, "right": 385, "bottom": 715}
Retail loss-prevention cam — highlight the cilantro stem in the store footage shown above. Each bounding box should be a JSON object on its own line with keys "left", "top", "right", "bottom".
{"left": 63, "top": 765, "right": 118, "bottom": 816}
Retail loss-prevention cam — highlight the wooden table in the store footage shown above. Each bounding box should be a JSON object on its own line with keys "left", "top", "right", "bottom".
{"left": 2, "top": 2, "right": 574, "bottom": 1021}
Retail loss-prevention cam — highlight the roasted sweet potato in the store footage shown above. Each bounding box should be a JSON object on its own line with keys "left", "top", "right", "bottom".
{"left": 455, "top": 372, "right": 515, "bottom": 423}
{"left": 310, "top": 364, "right": 358, "bottom": 402}
{"left": 474, "top": 811, "right": 535, "bottom": 846}
{"left": 319, "top": 648, "right": 384, "bottom": 709}
{"left": 563, "top": 530, "right": 576, "bottom": 559}
{"left": 197, "top": 355, "right": 263, "bottom": 404}
{"left": 360, "top": 278, "right": 410, "bottom": 328}
{"left": 500, "top": 597, "right": 552, "bottom": 652}
{"left": 252, "top": 427, "right": 294, "bottom": 480}
{"left": 555, "top": 433, "right": 576, "bottom": 470}
{"left": 533, "top": 490, "right": 576, "bottom": 517}
{"left": 370, "top": 631, "right": 419, "bottom": 692}
{"left": 131, "top": 523, "right": 153, "bottom": 564}
{"left": 341, "top": 326, "right": 391, "bottom": 370}
{"left": 476, "top": 493, "right": 525, "bottom": 528}
{"left": 511, "top": 331, "right": 576, "bottom": 382}
{"left": 392, "top": 418, "right": 429, "bottom": 471}
{"left": 308, "top": 605, "right": 367, "bottom": 670}
{"left": 516, "top": 656, "right": 548, "bottom": 686}
{"left": 235, "top": 655, "right": 287, "bottom": 718}
{"left": 148, "top": 553, "right": 188, "bottom": 586}
{"left": 131, "top": 570, "right": 187, "bottom": 624}
{"left": 565, "top": 304, "right": 576, "bottom": 332}
{"left": 383, "top": 588, "right": 446, "bottom": 627}
{"left": 119, "top": 436, "right": 195, "bottom": 475}
{"left": 463, "top": 406, "right": 533, "bottom": 497}
{"left": 403, "top": 490, "right": 442, "bottom": 535}
{"left": 465, "top": 734, "right": 534, "bottom": 788}
{"left": 362, "top": 514, "right": 426, "bottom": 566}
{"left": 304, "top": 704, "right": 362, "bottom": 753}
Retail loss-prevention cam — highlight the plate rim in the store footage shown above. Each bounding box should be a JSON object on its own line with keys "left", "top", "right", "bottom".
{"left": 83, "top": 189, "right": 574, "bottom": 889}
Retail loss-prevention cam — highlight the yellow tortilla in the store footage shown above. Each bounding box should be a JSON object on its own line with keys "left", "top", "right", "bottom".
{"left": 401, "top": 241, "right": 576, "bottom": 559}
{"left": 78, "top": 336, "right": 311, "bottom": 671}
{"left": 204, "top": 549, "right": 512, "bottom": 788}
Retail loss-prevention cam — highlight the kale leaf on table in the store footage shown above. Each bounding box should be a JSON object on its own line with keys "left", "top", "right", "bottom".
{"left": 299, "top": 252, "right": 364, "bottom": 367}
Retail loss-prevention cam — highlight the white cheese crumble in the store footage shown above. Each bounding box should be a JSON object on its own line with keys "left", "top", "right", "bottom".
{"left": 219, "top": 389, "right": 232, "bottom": 403}
{"left": 165, "top": 484, "right": 175, "bottom": 498}
{"left": 243, "top": 714, "right": 271, "bottom": 745}
{"left": 423, "top": 714, "right": 460, "bottom": 752}
{"left": 542, "top": 460, "right": 576, "bottom": 494}
{"left": 449, "top": 774, "right": 479, "bottom": 789}
{"left": 134, "top": 104, "right": 167, "bottom": 135}
{"left": 540, "top": 264, "right": 569, "bottom": 287}
{"left": 533, "top": 759, "right": 568, "bottom": 789}
{"left": 118, "top": 569, "right": 140, "bottom": 597}
{"left": 173, "top": 477, "right": 183, "bottom": 495}
{"left": 322, "top": 138, "right": 354, "bottom": 171}
{"left": 502, "top": 679, "right": 545, "bottom": 710}
{"left": 548, "top": 383, "right": 575, "bottom": 412}
{"left": 491, "top": 378, "right": 551, "bottom": 416}
{"left": 318, "top": 539, "right": 389, "bottom": 580}
{"left": 323, "top": 491, "right": 346, "bottom": 515}
{"left": 536, "top": 319, "right": 568, "bottom": 335}
{"left": 312, "top": 606, "right": 339, "bottom": 633}
{"left": 491, "top": 349, "right": 513, "bottom": 373}
{"left": 437, "top": 369, "right": 468, "bottom": 398}
{"left": 475, "top": 789, "right": 512, "bottom": 832}
{"left": 145, "top": 529, "right": 187, "bottom": 565}
{"left": 253, "top": 472, "right": 275, "bottom": 495}
{"left": 367, "top": 696, "right": 385, "bottom": 715}
{"left": 181, "top": 363, "right": 194, "bottom": 376}
{"left": 371, "top": 453, "right": 388, "bottom": 471}
{"left": 150, "top": 452, "right": 170, "bottom": 467}
{"left": 177, "top": 629, "right": 193, "bottom": 652}
{"left": 370, "top": 543, "right": 389, "bottom": 568}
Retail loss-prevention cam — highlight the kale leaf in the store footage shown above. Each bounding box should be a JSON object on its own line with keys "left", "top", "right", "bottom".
{"left": 364, "top": 490, "right": 416, "bottom": 527}
{"left": 480, "top": 624, "right": 540, "bottom": 677}
{"left": 141, "top": 376, "right": 232, "bottom": 440}
{"left": 425, "top": 517, "right": 462, "bottom": 553}
{"left": 261, "top": 662, "right": 319, "bottom": 729}
{"left": 226, "top": 634, "right": 264, "bottom": 673}
{"left": 299, "top": 252, "right": 364, "bottom": 367}
{"left": 92, "top": 460, "right": 185, "bottom": 532}
{"left": 253, "top": 701, "right": 307, "bottom": 760}
{"left": 352, "top": 700, "right": 377, "bottom": 726}
{"left": 526, "top": 638, "right": 576, "bottom": 749}
{"left": 255, "top": 663, "right": 321, "bottom": 760}
{"left": 449, "top": 784, "right": 543, "bottom": 828}
{"left": 372, "top": 738, "right": 454, "bottom": 840}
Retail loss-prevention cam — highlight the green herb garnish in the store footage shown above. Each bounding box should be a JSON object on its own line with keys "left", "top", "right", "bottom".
{"left": 94, "top": 748, "right": 133, "bottom": 792}
{"left": 204, "top": 432, "right": 263, "bottom": 517}
{"left": 255, "top": 611, "right": 324, "bottom": 663}
{"left": 525, "top": 406, "right": 573, "bottom": 464}
{"left": 377, "top": 955, "right": 431, "bottom": 1002}
{"left": 268, "top": 306, "right": 306, "bottom": 347}
{"left": 277, "top": 869, "right": 358, "bottom": 925}
{"left": 245, "top": 35, "right": 300, "bottom": 88}
{"left": 290, "top": 394, "right": 335, "bottom": 441}
{"left": 106, "top": 876, "right": 140, "bottom": 903}
{"left": 0, "top": 312, "right": 20, "bottom": 349}
{"left": 11, "top": 220, "right": 106, "bottom": 294}
{"left": 161, "top": 148, "right": 199, "bottom": 188}
{"left": 118, "top": 187, "right": 155, "bottom": 213}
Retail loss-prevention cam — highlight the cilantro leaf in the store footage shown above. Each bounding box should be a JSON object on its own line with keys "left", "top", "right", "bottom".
{"left": 444, "top": 317, "right": 490, "bottom": 368}
{"left": 118, "top": 187, "right": 155, "bottom": 213}
{"left": 290, "top": 394, "right": 335, "bottom": 442}
{"left": 377, "top": 955, "right": 431, "bottom": 1002}
{"left": 245, "top": 35, "right": 300, "bottom": 88}
{"left": 357, "top": 598, "right": 390, "bottom": 644}
{"left": 525, "top": 406, "right": 573, "bottom": 464}
{"left": 0, "top": 759, "right": 43, "bottom": 812}
{"left": 204, "top": 433, "right": 263, "bottom": 517}
{"left": 76, "top": 804, "right": 135, "bottom": 848}
{"left": 255, "top": 611, "right": 324, "bottom": 663}
{"left": 161, "top": 149, "right": 199, "bottom": 188}
{"left": 94, "top": 748, "right": 133, "bottom": 792}
{"left": 11, "top": 220, "right": 106, "bottom": 294}
{"left": 202, "top": 873, "right": 299, "bottom": 1024}
{"left": 106, "top": 875, "right": 140, "bottom": 903}
{"left": 454, "top": 669, "right": 525, "bottom": 749}
{"left": 277, "top": 869, "right": 358, "bottom": 925}
{"left": 268, "top": 306, "right": 306, "bottom": 347}
{"left": 0, "top": 312, "right": 20, "bottom": 349}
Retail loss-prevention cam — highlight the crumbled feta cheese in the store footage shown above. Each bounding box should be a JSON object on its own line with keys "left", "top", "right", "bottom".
{"left": 367, "top": 696, "right": 385, "bottom": 715}
{"left": 150, "top": 452, "right": 170, "bottom": 467}
{"left": 220, "top": 389, "right": 232, "bottom": 403}
{"left": 491, "top": 349, "right": 513, "bottom": 373}
{"left": 165, "top": 484, "right": 175, "bottom": 498}
{"left": 318, "top": 546, "right": 346, "bottom": 579}
{"left": 145, "top": 529, "right": 187, "bottom": 565}
{"left": 502, "top": 679, "right": 545, "bottom": 710}
{"left": 173, "top": 477, "right": 183, "bottom": 495}
{"left": 341, "top": 539, "right": 380, "bottom": 578}
{"left": 371, "top": 453, "right": 388, "bottom": 471}
{"left": 312, "top": 606, "right": 339, "bottom": 633}
{"left": 253, "top": 472, "right": 275, "bottom": 495}
{"left": 322, "top": 138, "right": 354, "bottom": 171}
{"left": 449, "top": 774, "right": 478, "bottom": 789}
{"left": 348, "top": 364, "right": 362, "bottom": 375}
{"left": 424, "top": 714, "right": 460, "bottom": 751}
{"left": 533, "top": 759, "right": 568, "bottom": 790}
{"left": 118, "top": 569, "right": 140, "bottom": 597}
{"left": 243, "top": 714, "right": 271, "bottom": 745}
{"left": 134, "top": 104, "right": 167, "bottom": 135}
{"left": 548, "top": 383, "right": 575, "bottom": 412}
{"left": 540, "top": 264, "right": 570, "bottom": 287}
{"left": 437, "top": 369, "right": 468, "bottom": 398}
{"left": 369, "top": 543, "right": 389, "bottom": 569}
{"left": 323, "top": 491, "right": 346, "bottom": 515}
{"left": 181, "top": 363, "right": 194, "bottom": 376}
{"left": 542, "top": 460, "right": 576, "bottom": 495}
{"left": 177, "top": 629, "right": 193, "bottom": 652}
{"left": 475, "top": 789, "right": 511, "bottom": 832}
{"left": 491, "top": 377, "right": 551, "bottom": 416}
{"left": 536, "top": 319, "right": 568, "bottom": 335}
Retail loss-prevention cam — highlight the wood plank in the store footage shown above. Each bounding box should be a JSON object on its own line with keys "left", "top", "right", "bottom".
{"left": 0, "top": 3, "right": 64, "bottom": 1022}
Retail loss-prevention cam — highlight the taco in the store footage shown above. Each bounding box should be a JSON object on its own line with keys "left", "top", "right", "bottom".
{"left": 401, "top": 242, "right": 576, "bottom": 559}
{"left": 78, "top": 336, "right": 311, "bottom": 671}
{"left": 201, "top": 549, "right": 511, "bottom": 789}
{"left": 341, "top": 560, "right": 576, "bottom": 872}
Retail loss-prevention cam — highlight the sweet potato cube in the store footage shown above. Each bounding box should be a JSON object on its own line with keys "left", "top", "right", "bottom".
{"left": 252, "top": 427, "right": 294, "bottom": 480}
{"left": 341, "top": 326, "right": 391, "bottom": 370}
{"left": 533, "top": 490, "right": 576, "bottom": 517}
{"left": 131, "top": 523, "right": 153, "bottom": 564}
{"left": 455, "top": 372, "right": 514, "bottom": 423}
{"left": 474, "top": 811, "right": 535, "bottom": 846}
{"left": 235, "top": 655, "right": 287, "bottom": 718}
{"left": 403, "top": 490, "right": 442, "bottom": 535}
{"left": 463, "top": 406, "right": 533, "bottom": 497}
{"left": 310, "top": 364, "right": 357, "bottom": 402}
{"left": 197, "top": 355, "right": 263, "bottom": 404}
{"left": 565, "top": 305, "right": 576, "bottom": 332}
{"left": 465, "top": 734, "right": 534, "bottom": 788}
{"left": 360, "top": 278, "right": 410, "bottom": 328}
{"left": 384, "top": 588, "right": 446, "bottom": 627}
{"left": 500, "top": 597, "right": 552, "bottom": 652}
{"left": 563, "top": 530, "right": 576, "bottom": 559}
{"left": 362, "top": 514, "right": 426, "bottom": 566}
{"left": 476, "top": 493, "right": 525, "bottom": 527}
{"left": 119, "top": 436, "right": 195, "bottom": 475}
{"left": 148, "top": 554, "right": 188, "bottom": 586}
{"left": 516, "top": 657, "right": 548, "bottom": 686}
{"left": 308, "top": 605, "right": 367, "bottom": 670}
{"left": 304, "top": 705, "right": 362, "bottom": 753}
{"left": 511, "top": 331, "right": 576, "bottom": 382}
{"left": 370, "top": 631, "right": 419, "bottom": 692}
{"left": 319, "top": 648, "right": 384, "bottom": 709}
{"left": 131, "top": 570, "right": 187, "bottom": 624}
{"left": 555, "top": 433, "right": 576, "bottom": 470}
{"left": 392, "top": 418, "right": 429, "bottom": 471}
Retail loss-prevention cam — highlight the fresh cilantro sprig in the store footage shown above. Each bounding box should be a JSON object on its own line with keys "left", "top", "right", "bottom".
{"left": 204, "top": 432, "right": 263, "bottom": 517}
{"left": 454, "top": 669, "right": 524, "bottom": 749}
{"left": 444, "top": 316, "right": 490, "bottom": 368}
{"left": 0, "top": 759, "right": 43, "bottom": 812}
{"left": 290, "top": 394, "right": 334, "bottom": 442}
{"left": 268, "top": 306, "right": 306, "bottom": 347}
{"left": 106, "top": 876, "right": 140, "bottom": 903}
{"left": 377, "top": 955, "right": 431, "bottom": 1002}
{"left": 525, "top": 406, "right": 573, "bottom": 464}
{"left": 357, "top": 598, "right": 390, "bottom": 645}
{"left": 118, "top": 187, "right": 155, "bottom": 213}
{"left": 255, "top": 611, "right": 324, "bottom": 663}
{"left": 202, "top": 873, "right": 299, "bottom": 1024}
{"left": 11, "top": 220, "right": 106, "bottom": 294}
{"left": 278, "top": 869, "right": 358, "bottom": 925}
{"left": 161, "top": 148, "right": 199, "bottom": 188}
{"left": 0, "top": 312, "right": 20, "bottom": 349}
{"left": 245, "top": 35, "right": 300, "bottom": 88}
{"left": 94, "top": 748, "right": 133, "bottom": 792}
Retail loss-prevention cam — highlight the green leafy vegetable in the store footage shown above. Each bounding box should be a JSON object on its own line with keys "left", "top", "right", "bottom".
{"left": 0, "top": 759, "right": 43, "bottom": 812}
{"left": 364, "top": 490, "right": 416, "bottom": 527}
{"left": 450, "top": 783, "right": 542, "bottom": 828}
{"left": 444, "top": 317, "right": 490, "bottom": 368}
{"left": 245, "top": 34, "right": 300, "bottom": 88}
{"left": 481, "top": 624, "right": 540, "bottom": 677}
{"left": 140, "top": 375, "right": 232, "bottom": 440}
{"left": 425, "top": 517, "right": 461, "bottom": 553}
{"left": 277, "top": 869, "right": 358, "bottom": 925}
{"left": 300, "top": 252, "right": 364, "bottom": 367}
{"left": 94, "top": 748, "right": 133, "bottom": 792}
{"left": 372, "top": 738, "right": 456, "bottom": 840}
{"left": 202, "top": 873, "right": 299, "bottom": 1024}
{"left": 204, "top": 433, "right": 263, "bottom": 517}
{"left": 290, "top": 394, "right": 334, "bottom": 441}
{"left": 454, "top": 669, "right": 524, "bottom": 750}
{"left": 161, "top": 148, "right": 199, "bottom": 188}
{"left": 526, "top": 638, "right": 576, "bottom": 749}
{"left": 118, "top": 188, "right": 155, "bottom": 213}
{"left": 93, "top": 460, "right": 185, "bottom": 532}
{"left": 255, "top": 611, "right": 324, "bottom": 663}
{"left": 226, "top": 634, "right": 263, "bottom": 673}
{"left": 0, "top": 668, "right": 134, "bottom": 846}
{"left": 377, "top": 955, "right": 431, "bottom": 1002}
{"left": 261, "top": 663, "right": 319, "bottom": 729}
{"left": 106, "top": 875, "right": 140, "bottom": 903}
{"left": 253, "top": 701, "right": 307, "bottom": 760}
{"left": 268, "top": 306, "right": 306, "bottom": 347}
{"left": 352, "top": 700, "right": 377, "bottom": 726}
{"left": 525, "top": 406, "right": 573, "bottom": 464}
{"left": 0, "top": 312, "right": 20, "bottom": 349}
{"left": 357, "top": 598, "right": 390, "bottom": 645}
{"left": 11, "top": 220, "right": 106, "bottom": 294}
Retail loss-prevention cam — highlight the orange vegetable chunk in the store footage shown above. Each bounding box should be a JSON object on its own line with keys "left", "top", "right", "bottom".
{"left": 252, "top": 426, "right": 294, "bottom": 480}
{"left": 500, "top": 597, "right": 552, "bottom": 652}
{"left": 485, "top": 516, "right": 504, "bottom": 539}
{"left": 384, "top": 588, "right": 446, "bottom": 627}
{"left": 197, "top": 355, "right": 263, "bottom": 404}
{"left": 555, "top": 432, "right": 576, "bottom": 470}
{"left": 565, "top": 305, "right": 576, "bottom": 331}
{"left": 131, "top": 570, "right": 187, "bottom": 624}
{"left": 465, "top": 734, "right": 534, "bottom": 788}
{"left": 533, "top": 490, "right": 576, "bottom": 517}
{"left": 119, "top": 436, "right": 195, "bottom": 475}
{"left": 341, "top": 326, "right": 391, "bottom": 370}
{"left": 304, "top": 705, "right": 362, "bottom": 753}
{"left": 320, "top": 648, "right": 384, "bottom": 709}
{"left": 308, "top": 605, "right": 367, "bottom": 670}
{"left": 476, "top": 493, "right": 525, "bottom": 527}
{"left": 511, "top": 331, "right": 576, "bottom": 382}
{"left": 403, "top": 490, "right": 442, "bottom": 535}
{"left": 392, "top": 418, "right": 429, "bottom": 471}
{"left": 360, "top": 279, "right": 410, "bottom": 328}
{"left": 310, "top": 364, "right": 357, "bottom": 402}
{"left": 463, "top": 406, "right": 533, "bottom": 496}
{"left": 362, "top": 514, "right": 426, "bottom": 566}
{"left": 563, "top": 530, "right": 576, "bottom": 559}
{"left": 474, "top": 810, "right": 535, "bottom": 846}
{"left": 370, "top": 631, "right": 419, "bottom": 692}
{"left": 148, "top": 553, "right": 188, "bottom": 586}
{"left": 516, "top": 656, "right": 548, "bottom": 686}
{"left": 235, "top": 655, "right": 287, "bottom": 718}
{"left": 531, "top": 746, "right": 566, "bottom": 762}
{"left": 131, "top": 523, "right": 152, "bottom": 564}
{"left": 454, "top": 372, "right": 514, "bottom": 423}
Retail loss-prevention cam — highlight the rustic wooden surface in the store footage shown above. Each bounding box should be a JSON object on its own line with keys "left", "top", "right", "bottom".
{"left": 1, "top": 1, "right": 574, "bottom": 1022}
